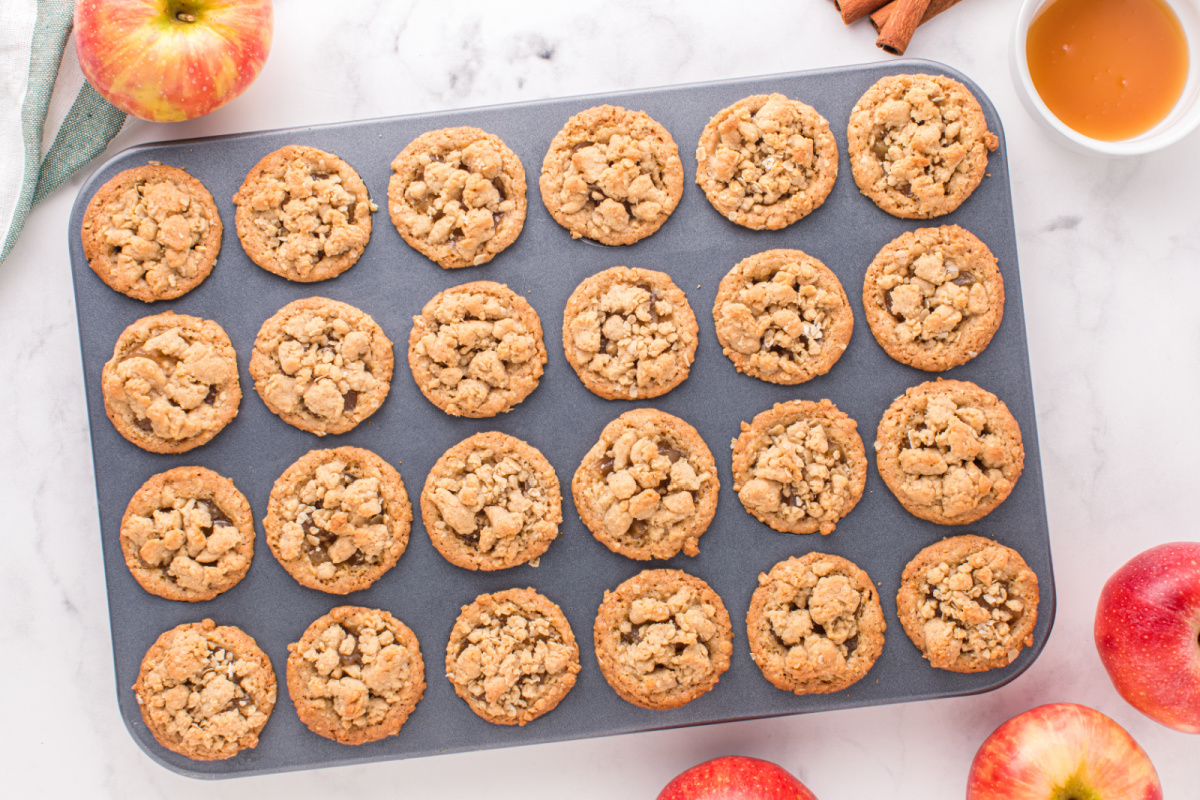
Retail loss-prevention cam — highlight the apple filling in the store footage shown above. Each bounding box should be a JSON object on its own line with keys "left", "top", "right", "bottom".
{"left": 566, "top": 276, "right": 692, "bottom": 397}
{"left": 409, "top": 284, "right": 545, "bottom": 417}
{"left": 424, "top": 436, "right": 561, "bottom": 569}
{"left": 290, "top": 612, "right": 421, "bottom": 735}
{"left": 275, "top": 458, "right": 397, "bottom": 585}
{"left": 714, "top": 250, "right": 850, "bottom": 383}
{"left": 449, "top": 593, "right": 578, "bottom": 724}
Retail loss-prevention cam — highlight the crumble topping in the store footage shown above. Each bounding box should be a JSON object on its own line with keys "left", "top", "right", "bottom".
{"left": 389, "top": 127, "right": 526, "bottom": 268}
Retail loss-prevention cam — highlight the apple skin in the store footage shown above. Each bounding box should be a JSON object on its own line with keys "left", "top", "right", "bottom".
{"left": 75, "top": 0, "right": 274, "bottom": 122}
{"left": 1094, "top": 541, "right": 1200, "bottom": 733}
{"left": 966, "top": 703, "right": 1162, "bottom": 800}
{"left": 656, "top": 756, "right": 818, "bottom": 800}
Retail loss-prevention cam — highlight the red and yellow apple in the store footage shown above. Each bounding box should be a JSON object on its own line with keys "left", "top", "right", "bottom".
{"left": 1094, "top": 541, "right": 1200, "bottom": 733}
{"left": 967, "top": 703, "right": 1162, "bottom": 800}
{"left": 656, "top": 756, "right": 819, "bottom": 800}
{"left": 75, "top": 0, "right": 274, "bottom": 122}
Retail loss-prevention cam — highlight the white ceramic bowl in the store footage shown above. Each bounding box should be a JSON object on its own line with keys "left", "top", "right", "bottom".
{"left": 1012, "top": 0, "right": 1200, "bottom": 156}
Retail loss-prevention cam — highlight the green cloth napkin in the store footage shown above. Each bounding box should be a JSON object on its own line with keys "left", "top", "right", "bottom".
{"left": 2, "top": 0, "right": 126, "bottom": 264}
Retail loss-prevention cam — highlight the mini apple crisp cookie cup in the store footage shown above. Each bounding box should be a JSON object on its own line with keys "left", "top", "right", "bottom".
{"left": 696, "top": 93, "right": 838, "bottom": 230}
{"left": 251, "top": 297, "right": 394, "bottom": 436}
{"left": 732, "top": 399, "right": 867, "bottom": 535}
{"left": 862, "top": 225, "right": 1004, "bottom": 371}
{"left": 421, "top": 432, "right": 562, "bottom": 571}
{"left": 287, "top": 606, "right": 425, "bottom": 744}
{"left": 540, "top": 104, "right": 684, "bottom": 245}
{"left": 594, "top": 569, "right": 733, "bottom": 710}
{"left": 264, "top": 447, "right": 411, "bottom": 594}
{"left": 747, "top": 553, "right": 886, "bottom": 695}
{"left": 81, "top": 162, "right": 222, "bottom": 302}
{"left": 101, "top": 311, "right": 241, "bottom": 454}
{"left": 562, "top": 266, "right": 699, "bottom": 401}
{"left": 408, "top": 281, "right": 546, "bottom": 418}
{"left": 133, "top": 619, "right": 276, "bottom": 761}
{"left": 875, "top": 379, "right": 1024, "bottom": 524}
{"left": 389, "top": 126, "right": 527, "bottom": 268}
{"left": 897, "top": 534, "right": 1039, "bottom": 673}
{"left": 233, "top": 145, "right": 374, "bottom": 282}
{"left": 573, "top": 408, "right": 719, "bottom": 561}
{"left": 847, "top": 73, "right": 998, "bottom": 219}
{"left": 446, "top": 588, "right": 580, "bottom": 726}
{"left": 713, "top": 249, "right": 853, "bottom": 384}
{"left": 120, "top": 466, "right": 255, "bottom": 602}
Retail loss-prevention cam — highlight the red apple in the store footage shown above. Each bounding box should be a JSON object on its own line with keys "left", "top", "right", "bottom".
{"left": 967, "top": 703, "right": 1162, "bottom": 800}
{"left": 1095, "top": 541, "right": 1200, "bottom": 733}
{"left": 656, "top": 756, "right": 818, "bottom": 800}
{"left": 75, "top": 0, "right": 273, "bottom": 122}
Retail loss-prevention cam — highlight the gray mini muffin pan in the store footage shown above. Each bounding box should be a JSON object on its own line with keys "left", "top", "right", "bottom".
{"left": 68, "top": 59, "right": 1054, "bottom": 778}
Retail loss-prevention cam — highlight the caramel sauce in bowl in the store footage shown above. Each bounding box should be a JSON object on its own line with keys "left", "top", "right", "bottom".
{"left": 1013, "top": 0, "right": 1200, "bottom": 155}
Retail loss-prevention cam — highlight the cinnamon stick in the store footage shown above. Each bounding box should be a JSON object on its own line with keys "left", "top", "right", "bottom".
{"left": 833, "top": 0, "right": 892, "bottom": 25}
{"left": 876, "top": 0, "right": 934, "bottom": 55}
{"left": 870, "top": 0, "right": 966, "bottom": 33}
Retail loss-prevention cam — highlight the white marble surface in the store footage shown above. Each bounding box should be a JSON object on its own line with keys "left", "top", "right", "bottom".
{"left": 3, "top": 0, "right": 1197, "bottom": 796}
